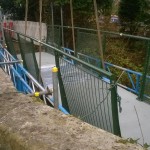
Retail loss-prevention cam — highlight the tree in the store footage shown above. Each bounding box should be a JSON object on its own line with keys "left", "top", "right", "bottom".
{"left": 0, "top": 0, "right": 38, "bottom": 21}
{"left": 118, "top": 0, "right": 150, "bottom": 34}
{"left": 52, "top": 0, "right": 113, "bottom": 27}
{"left": 0, "top": 0, "right": 24, "bottom": 20}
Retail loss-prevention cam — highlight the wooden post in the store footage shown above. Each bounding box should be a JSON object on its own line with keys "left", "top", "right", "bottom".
{"left": 93, "top": 0, "right": 105, "bottom": 69}
{"left": 39, "top": 0, "right": 42, "bottom": 83}
{"left": 25, "top": 0, "right": 28, "bottom": 36}
{"left": 61, "top": 5, "right": 64, "bottom": 48}
{"left": 70, "top": 0, "right": 76, "bottom": 56}
{"left": 51, "top": 2, "right": 54, "bottom": 44}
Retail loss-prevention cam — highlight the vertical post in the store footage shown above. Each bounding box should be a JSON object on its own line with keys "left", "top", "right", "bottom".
{"left": 52, "top": 66, "right": 59, "bottom": 109}
{"left": 111, "top": 80, "right": 121, "bottom": 136}
{"left": 39, "top": 0, "right": 42, "bottom": 83}
{"left": 102, "top": 33, "right": 106, "bottom": 54}
{"left": 55, "top": 52, "right": 70, "bottom": 112}
{"left": 93, "top": 0, "right": 105, "bottom": 69}
{"left": 70, "top": 0, "right": 76, "bottom": 56}
{"left": 0, "top": 6, "right": 5, "bottom": 46}
{"left": 61, "top": 5, "right": 64, "bottom": 48}
{"left": 25, "top": 0, "right": 28, "bottom": 36}
{"left": 139, "top": 41, "right": 150, "bottom": 101}
{"left": 51, "top": 2, "right": 54, "bottom": 45}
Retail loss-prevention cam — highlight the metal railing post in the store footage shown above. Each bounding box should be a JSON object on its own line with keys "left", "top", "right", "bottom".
{"left": 52, "top": 66, "right": 59, "bottom": 109}
{"left": 139, "top": 41, "right": 150, "bottom": 100}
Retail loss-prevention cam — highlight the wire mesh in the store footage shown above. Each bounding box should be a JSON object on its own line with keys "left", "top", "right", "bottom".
{"left": 47, "top": 26, "right": 61, "bottom": 48}
{"left": 103, "top": 33, "right": 147, "bottom": 60}
{"left": 140, "top": 42, "right": 150, "bottom": 101}
{"left": 46, "top": 25, "right": 61, "bottom": 52}
{"left": 143, "top": 77, "right": 150, "bottom": 101}
{"left": 58, "top": 56, "right": 120, "bottom": 135}
{"left": 4, "top": 30, "right": 17, "bottom": 58}
{"left": 17, "top": 34, "right": 40, "bottom": 82}
{"left": 76, "top": 29, "right": 101, "bottom": 58}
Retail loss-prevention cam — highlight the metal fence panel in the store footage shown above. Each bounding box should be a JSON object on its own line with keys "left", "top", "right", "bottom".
{"left": 139, "top": 42, "right": 150, "bottom": 102}
{"left": 46, "top": 25, "right": 61, "bottom": 54}
{"left": 57, "top": 55, "right": 121, "bottom": 136}
{"left": 4, "top": 30, "right": 17, "bottom": 58}
{"left": 17, "top": 34, "right": 40, "bottom": 82}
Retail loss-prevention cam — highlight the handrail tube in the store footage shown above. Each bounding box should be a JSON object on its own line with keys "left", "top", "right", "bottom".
{"left": 17, "top": 65, "right": 46, "bottom": 91}
{"left": 0, "top": 45, "right": 70, "bottom": 113}
{"left": 3, "top": 28, "right": 113, "bottom": 79}
{"left": 0, "top": 60, "right": 22, "bottom": 65}
{"left": 1, "top": 48, "right": 46, "bottom": 92}
{"left": 3, "top": 28, "right": 145, "bottom": 95}
{"left": 76, "top": 52, "right": 143, "bottom": 94}
{"left": 10, "top": 67, "right": 33, "bottom": 93}
{"left": 48, "top": 25, "right": 150, "bottom": 41}
{"left": 0, "top": 49, "right": 33, "bottom": 93}
{"left": 105, "top": 62, "right": 142, "bottom": 76}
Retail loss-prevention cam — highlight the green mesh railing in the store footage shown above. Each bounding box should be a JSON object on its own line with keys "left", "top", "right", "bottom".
{"left": 46, "top": 25, "right": 61, "bottom": 54}
{"left": 55, "top": 51, "right": 121, "bottom": 136}
{"left": 76, "top": 29, "right": 100, "bottom": 58}
{"left": 140, "top": 41, "right": 150, "bottom": 102}
{"left": 4, "top": 28, "right": 121, "bottom": 136}
{"left": 4, "top": 30, "right": 17, "bottom": 58}
{"left": 17, "top": 35, "right": 40, "bottom": 82}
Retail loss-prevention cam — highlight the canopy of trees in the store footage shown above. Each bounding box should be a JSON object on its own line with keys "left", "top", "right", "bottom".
{"left": 0, "top": 0, "right": 113, "bottom": 20}
{"left": 0, "top": 0, "right": 150, "bottom": 34}
{"left": 118, "top": 0, "right": 150, "bottom": 34}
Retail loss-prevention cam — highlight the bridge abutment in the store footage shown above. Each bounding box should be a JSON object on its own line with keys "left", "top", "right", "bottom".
{"left": 0, "top": 69, "right": 143, "bottom": 150}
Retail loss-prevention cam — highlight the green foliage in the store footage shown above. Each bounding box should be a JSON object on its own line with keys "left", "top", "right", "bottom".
{"left": 0, "top": 0, "right": 25, "bottom": 20}
{"left": 97, "top": 0, "right": 113, "bottom": 15}
{"left": 54, "top": 0, "right": 70, "bottom": 6}
{"left": 116, "top": 138, "right": 140, "bottom": 145}
{"left": 54, "top": 0, "right": 113, "bottom": 15}
{"left": 140, "top": 0, "right": 150, "bottom": 25}
{"left": 118, "top": 0, "right": 142, "bottom": 23}
{"left": 0, "top": 0, "right": 14, "bottom": 14}
{"left": 117, "top": 138, "right": 150, "bottom": 149}
{"left": 143, "top": 143, "right": 150, "bottom": 149}
{"left": 118, "top": 0, "right": 150, "bottom": 34}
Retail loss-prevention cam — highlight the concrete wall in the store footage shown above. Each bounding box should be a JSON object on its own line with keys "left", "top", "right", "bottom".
{"left": 12, "top": 21, "right": 47, "bottom": 42}
{"left": 0, "top": 69, "right": 144, "bottom": 150}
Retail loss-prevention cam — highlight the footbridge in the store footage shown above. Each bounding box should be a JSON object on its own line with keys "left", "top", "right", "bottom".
{"left": 0, "top": 26, "right": 150, "bottom": 148}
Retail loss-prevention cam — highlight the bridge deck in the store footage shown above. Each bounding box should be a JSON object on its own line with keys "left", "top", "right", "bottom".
{"left": 18, "top": 52, "right": 150, "bottom": 145}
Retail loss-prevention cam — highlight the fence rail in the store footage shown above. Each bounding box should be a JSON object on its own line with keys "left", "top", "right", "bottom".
{"left": 46, "top": 25, "right": 150, "bottom": 101}
{"left": 62, "top": 47, "right": 143, "bottom": 95}
{"left": 0, "top": 45, "right": 68, "bottom": 114}
{"left": 1, "top": 28, "right": 121, "bottom": 136}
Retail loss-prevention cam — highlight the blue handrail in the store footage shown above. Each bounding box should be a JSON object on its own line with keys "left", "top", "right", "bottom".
{"left": 62, "top": 47, "right": 142, "bottom": 95}
{"left": 0, "top": 47, "right": 69, "bottom": 115}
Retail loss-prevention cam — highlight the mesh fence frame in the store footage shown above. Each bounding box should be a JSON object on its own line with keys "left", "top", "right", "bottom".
{"left": 103, "top": 34, "right": 148, "bottom": 57}
{"left": 17, "top": 34, "right": 40, "bottom": 82}
{"left": 4, "top": 30, "right": 17, "bottom": 58}
{"left": 140, "top": 42, "right": 150, "bottom": 101}
{"left": 56, "top": 53, "right": 121, "bottom": 136}
{"left": 76, "top": 29, "right": 99, "bottom": 57}
{"left": 46, "top": 25, "right": 61, "bottom": 54}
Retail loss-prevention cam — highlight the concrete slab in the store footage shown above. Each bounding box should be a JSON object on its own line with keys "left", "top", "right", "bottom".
{"left": 118, "top": 87, "right": 150, "bottom": 145}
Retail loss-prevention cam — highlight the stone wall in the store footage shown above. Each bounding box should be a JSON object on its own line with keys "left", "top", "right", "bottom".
{"left": 0, "top": 69, "right": 143, "bottom": 150}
